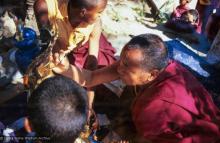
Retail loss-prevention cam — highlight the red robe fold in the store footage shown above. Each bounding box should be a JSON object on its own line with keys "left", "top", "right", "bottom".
{"left": 132, "top": 61, "right": 220, "bottom": 143}
{"left": 69, "top": 33, "right": 116, "bottom": 68}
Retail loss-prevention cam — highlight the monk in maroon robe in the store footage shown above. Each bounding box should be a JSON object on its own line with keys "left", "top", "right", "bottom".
{"left": 56, "top": 34, "right": 220, "bottom": 143}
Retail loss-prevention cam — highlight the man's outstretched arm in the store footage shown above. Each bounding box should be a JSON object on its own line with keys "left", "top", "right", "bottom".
{"left": 53, "top": 60, "right": 120, "bottom": 87}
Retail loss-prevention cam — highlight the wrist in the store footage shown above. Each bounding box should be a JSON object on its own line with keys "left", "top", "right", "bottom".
{"left": 88, "top": 103, "right": 93, "bottom": 109}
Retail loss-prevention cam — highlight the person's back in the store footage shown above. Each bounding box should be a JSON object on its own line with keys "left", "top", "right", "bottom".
{"left": 27, "top": 75, "right": 88, "bottom": 143}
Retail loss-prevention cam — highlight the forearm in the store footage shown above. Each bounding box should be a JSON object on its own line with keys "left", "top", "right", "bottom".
{"left": 89, "top": 37, "right": 99, "bottom": 58}
{"left": 57, "top": 61, "right": 119, "bottom": 87}
{"left": 87, "top": 91, "right": 95, "bottom": 109}
{"left": 87, "top": 61, "right": 119, "bottom": 87}
{"left": 85, "top": 44, "right": 99, "bottom": 70}
{"left": 85, "top": 21, "right": 101, "bottom": 70}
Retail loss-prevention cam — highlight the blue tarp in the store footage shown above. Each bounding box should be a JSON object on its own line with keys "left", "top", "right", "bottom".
{"left": 166, "top": 40, "right": 220, "bottom": 107}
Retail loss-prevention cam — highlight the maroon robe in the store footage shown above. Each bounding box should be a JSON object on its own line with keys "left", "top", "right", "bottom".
{"left": 171, "top": 5, "right": 189, "bottom": 20}
{"left": 69, "top": 33, "right": 116, "bottom": 68}
{"left": 132, "top": 61, "right": 220, "bottom": 143}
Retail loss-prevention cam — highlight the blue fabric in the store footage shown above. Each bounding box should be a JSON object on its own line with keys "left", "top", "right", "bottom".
{"left": 165, "top": 40, "right": 210, "bottom": 77}
{"left": 0, "top": 121, "right": 19, "bottom": 143}
{"left": 15, "top": 46, "right": 40, "bottom": 73}
{"left": 8, "top": 118, "right": 25, "bottom": 131}
{"left": 166, "top": 40, "right": 220, "bottom": 107}
{"left": 14, "top": 27, "right": 41, "bottom": 73}
{"left": 15, "top": 28, "right": 38, "bottom": 51}
{"left": 89, "top": 131, "right": 102, "bottom": 143}
{"left": 0, "top": 118, "right": 36, "bottom": 143}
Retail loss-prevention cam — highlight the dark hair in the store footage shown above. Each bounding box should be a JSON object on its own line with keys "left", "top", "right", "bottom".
{"left": 180, "top": 0, "right": 192, "bottom": 4}
{"left": 125, "top": 34, "right": 169, "bottom": 71}
{"left": 187, "top": 0, "right": 192, "bottom": 3}
{"left": 187, "top": 9, "right": 199, "bottom": 22}
{"left": 69, "top": 0, "right": 106, "bottom": 10}
{"left": 28, "top": 75, "right": 87, "bottom": 143}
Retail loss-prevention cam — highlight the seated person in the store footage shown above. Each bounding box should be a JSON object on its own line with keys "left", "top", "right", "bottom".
{"left": 205, "top": 8, "right": 220, "bottom": 41}
{"left": 165, "top": 9, "right": 199, "bottom": 33}
{"left": 26, "top": 75, "right": 88, "bottom": 143}
{"left": 171, "top": 0, "right": 191, "bottom": 20}
{"left": 34, "top": 0, "right": 117, "bottom": 120}
{"left": 55, "top": 34, "right": 220, "bottom": 143}
{"left": 196, "top": 0, "right": 212, "bottom": 33}
{"left": 34, "top": 0, "right": 116, "bottom": 69}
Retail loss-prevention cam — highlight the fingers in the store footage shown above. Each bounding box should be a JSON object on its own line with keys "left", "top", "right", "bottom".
{"left": 87, "top": 108, "right": 95, "bottom": 124}
{"left": 50, "top": 49, "right": 67, "bottom": 66}
{"left": 87, "top": 108, "right": 99, "bottom": 130}
{"left": 49, "top": 41, "right": 72, "bottom": 74}
{"left": 117, "top": 141, "right": 129, "bottom": 143}
{"left": 54, "top": 52, "right": 60, "bottom": 65}
{"left": 91, "top": 116, "right": 99, "bottom": 130}
{"left": 52, "top": 57, "right": 70, "bottom": 74}
{"left": 67, "top": 45, "right": 74, "bottom": 51}
{"left": 49, "top": 52, "right": 53, "bottom": 61}
{"left": 52, "top": 49, "right": 67, "bottom": 64}
{"left": 87, "top": 109, "right": 92, "bottom": 123}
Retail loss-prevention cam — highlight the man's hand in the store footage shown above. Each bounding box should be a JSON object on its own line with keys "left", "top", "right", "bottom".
{"left": 51, "top": 50, "right": 70, "bottom": 74}
{"left": 87, "top": 108, "right": 99, "bottom": 130}
{"left": 52, "top": 38, "right": 71, "bottom": 65}
{"left": 117, "top": 141, "right": 129, "bottom": 143}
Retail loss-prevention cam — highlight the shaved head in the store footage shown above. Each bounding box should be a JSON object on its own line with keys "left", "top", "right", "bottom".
{"left": 69, "top": 0, "right": 107, "bottom": 10}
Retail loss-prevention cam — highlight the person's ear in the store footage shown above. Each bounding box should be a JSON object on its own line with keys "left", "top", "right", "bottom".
{"left": 148, "top": 69, "right": 160, "bottom": 81}
{"left": 80, "top": 8, "right": 87, "bottom": 17}
{"left": 24, "top": 117, "right": 33, "bottom": 133}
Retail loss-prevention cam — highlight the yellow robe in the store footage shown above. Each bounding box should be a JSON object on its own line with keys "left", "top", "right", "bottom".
{"left": 45, "top": 0, "right": 95, "bottom": 49}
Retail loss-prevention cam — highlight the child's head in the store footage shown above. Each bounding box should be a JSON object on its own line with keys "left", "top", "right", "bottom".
{"left": 179, "top": 0, "right": 192, "bottom": 6}
{"left": 27, "top": 75, "right": 88, "bottom": 143}
{"left": 181, "top": 9, "right": 199, "bottom": 24}
{"left": 67, "top": 0, "right": 107, "bottom": 27}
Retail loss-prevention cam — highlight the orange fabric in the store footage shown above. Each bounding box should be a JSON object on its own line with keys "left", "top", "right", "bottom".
{"left": 45, "top": 0, "right": 95, "bottom": 49}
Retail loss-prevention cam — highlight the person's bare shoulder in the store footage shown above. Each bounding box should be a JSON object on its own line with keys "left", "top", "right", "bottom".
{"left": 34, "top": 0, "right": 48, "bottom": 13}
{"left": 34, "top": 0, "right": 49, "bottom": 27}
